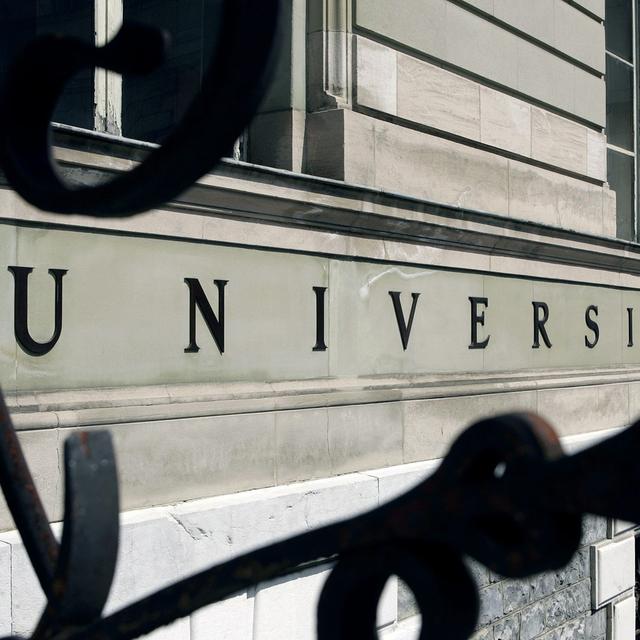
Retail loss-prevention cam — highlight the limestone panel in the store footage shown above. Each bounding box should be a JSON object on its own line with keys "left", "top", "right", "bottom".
{"left": 493, "top": 0, "right": 555, "bottom": 45}
{"left": 0, "top": 543, "right": 10, "bottom": 636}
{"left": 81, "top": 412, "right": 277, "bottom": 512}
{"left": 508, "top": 161, "right": 604, "bottom": 232}
{"left": 327, "top": 402, "right": 403, "bottom": 474}
{"left": 253, "top": 564, "right": 333, "bottom": 640}
{"left": 587, "top": 128, "right": 607, "bottom": 182}
{"left": 275, "top": 407, "right": 331, "bottom": 484}
{"left": 191, "top": 592, "right": 254, "bottom": 640}
{"left": 0, "top": 225, "right": 18, "bottom": 394}
{"left": 572, "top": 0, "right": 604, "bottom": 18}
{"left": 403, "top": 391, "right": 538, "bottom": 462}
{"left": 373, "top": 117, "right": 510, "bottom": 213}
{"left": 354, "top": 0, "right": 605, "bottom": 123}
{"left": 446, "top": 3, "right": 519, "bottom": 90}
{"left": 355, "top": 37, "right": 397, "bottom": 115}
{"left": 328, "top": 260, "right": 485, "bottom": 377}
{"left": 612, "top": 596, "right": 636, "bottom": 640}
{"left": 480, "top": 86, "right": 531, "bottom": 156}
{"left": 0, "top": 429, "right": 62, "bottom": 532}
{"left": 553, "top": 0, "right": 605, "bottom": 72}
{"left": 592, "top": 536, "right": 635, "bottom": 607}
{"left": 531, "top": 108, "right": 588, "bottom": 176}
{"left": 396, "top": 50, "right": 481, "bottom": 140}
{"left": 354, "top": 0, "right": 448, "bottom": 61}
{"left": 10, "top": 225, "right": 330, "bottom": 391}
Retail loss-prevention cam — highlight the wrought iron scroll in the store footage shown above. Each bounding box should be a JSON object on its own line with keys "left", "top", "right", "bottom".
{"left": 0, "top": 1, "right": 639, "bottom": 639}
{"left": 1, "top": 398, "right": 640, "bottom": 640}
{"left": 0, "top": 0, "right": 280, "bottom": 217}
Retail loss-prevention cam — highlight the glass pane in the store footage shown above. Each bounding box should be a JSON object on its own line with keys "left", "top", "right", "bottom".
{"left": 608, "top": 149, "right": 635, "bottom": 240}
{"left": 606, "top": 54, "right": 634, "bottom": 151}
{"left": 0, "top": 1, "right": 94, "bottom": 129}
{"left": 606, "top": 0, "right": 633, "bottom": 62}
{"left": 122, "top": 0, "right": 223, "bottom": 143}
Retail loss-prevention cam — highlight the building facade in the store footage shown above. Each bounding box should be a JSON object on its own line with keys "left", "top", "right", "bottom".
{"left": 0, "top": 0, "right": 637, "bottom": 638}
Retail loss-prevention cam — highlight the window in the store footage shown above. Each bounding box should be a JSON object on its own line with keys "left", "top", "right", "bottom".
{"left": 0, "top": 1, "right": 235, "bottom": 152}
{"left": 606, "top": 0, "right": 637, "bottom": 240}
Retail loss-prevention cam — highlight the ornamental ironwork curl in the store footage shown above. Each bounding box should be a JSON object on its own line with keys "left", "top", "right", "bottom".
{"left": 0, "top": 0, "right": 279, "bottom": 217}
{"left": 0, "top": 2, "right": 638, "bottom": 639}
{"left": 1, "top": 396, "right": 640, "bottom": 640}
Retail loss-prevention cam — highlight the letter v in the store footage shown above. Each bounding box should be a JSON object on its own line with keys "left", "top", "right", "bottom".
{"left": 388, "top": 291, "right": 421, "bottom": 351}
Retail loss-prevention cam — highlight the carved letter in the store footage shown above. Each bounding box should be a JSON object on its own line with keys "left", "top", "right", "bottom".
{"left": 584, "top": 305, "right": 599, "bottom": 349}
{"left": 8, "top": 266, "right": 67, "bottom": 356}
{"left": 469, "top": 297, "right": 490, "bottom": 350}
{"left": 389, "top": 291, "right": 420, "bottom": 351}
{"left": 628, "top": 307, "right": 634, "bottom": 347}
{"left": 184, "top": 279, "right": 227, "bottom": 354}
{"left": 532, "top": 301, "right": 552, "bottom": 349}
{"left": 313, "top": 286, "right": 328, "bottom": 352}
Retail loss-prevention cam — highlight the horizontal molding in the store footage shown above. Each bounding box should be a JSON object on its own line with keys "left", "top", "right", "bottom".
{"left": 0, "top": 130, "right": 635, "bottom": 288}
{"left": 7, "top": 366, "right": 640, "bottom": 431}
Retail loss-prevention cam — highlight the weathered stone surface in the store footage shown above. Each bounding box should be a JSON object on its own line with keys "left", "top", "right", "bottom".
{"left": 479, "top": 583, "right": 504, "bottom": 626}
{"left": 494, "top": 614, "right": 520, "bottom": 640}
{"left": 502, "top": 579, "right": 531, "bottom": 614}
{"left": 584, "top": 609, "right": 606, "bottom": 639}
{"left": 520, "top": 599, "right": 546, "bottom": 640}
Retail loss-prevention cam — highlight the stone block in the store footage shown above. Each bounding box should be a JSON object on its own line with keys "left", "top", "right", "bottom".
{"left": 373, "top": 116, "right": 509, "bottom": 213}
{"left": 356, "top": 37, "right": 397, "bottom": 115}
{"left": 327, "top": 402, "right": 403, "bottom": 474}
{"left": 602, "top": 188, "right": 617, "bottom": 238}
{"left": 275, "top": 407, "right": 331, "bottom": 484}
{"left": 191, "top": 591, "right": 254, "bottom": 640}
{"left": 493, "top": 0, "right": 554, "bottom": 43}
{"left": 540, "top": 616, "right": 586, "bottom": 639}
{"left": 354, "top": 0, "right": 448, "bottom": 62}
{"left": 494, "top": 614, "right": 520, "bottom": 640}
{"left": 508, "top": 162, "right": 604, "bottom": 233}
{"left": 581, "top": 516, "right": 608, "bottom": 546}
{"left": 611, "top": 520, "right": 636, "bottom": 537}
{"left": 585, "top": 609, "right": 607, "bottom": 638}
{"left": 520, "top": 599, "right": 546, "bottom": 640}
{"left": 530, "top": 572, "right": 557, "bottom": 601}
{"left": 403, "top": 391, "right": 537, "bottom": 463}
{"left": 446, "top": 3, "right": 519, "bottom": 90}
{"left": 253, "top": 564, "right": 332, "bottom": 640}
{"left": 249, "top": 109, "right": 306, "bottom": 172}
{"left": 531, "top": 108, "right": 587, "bottom": 176}
{"left": 0, "top": 542, "right": 11, "bottom": 636}
{"left": 480, "top": 87, "right": 531, "bottom": 156}
{"left": 397, "top": 51, "right": 480, "bottom": 140}
{"left": 85, "top": 412, "right": 277, "bottom": 513}
{"left": 554, "top": 549, "right": 588, "bottom": 590}
{"left": 553, "top": 0, "right": 605, "bottom": 73}
{"left": 478, "top": 583, "right": 503, "bottom": 626}
{"left": 591, "top": 536, "right": 635, "bottom": 607}
{"left": 612, "top": 596, "right": 636, "bottom": 640}
{"left": 0, "top": 428, "right": 62, "bottom": 531}
{"left": 543, "top": 580, "right": 590, "bottom": 629}
{"left": 587, "top": 129, "right": 607, "bottom": 182}
{"left": 502, "top": 579, "right": 530, "bottom": 614}
{"left": 397, "top": 579, "right": 419, "bottom": 620}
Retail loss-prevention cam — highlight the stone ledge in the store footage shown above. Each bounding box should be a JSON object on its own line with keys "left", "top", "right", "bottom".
{"left": 6, "top": 367, "right": 640, "bottom": 431}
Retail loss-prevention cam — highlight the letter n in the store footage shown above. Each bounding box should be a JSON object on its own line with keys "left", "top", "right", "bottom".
{"left": 184, "top": 279, "right": 228, "bottom": 354}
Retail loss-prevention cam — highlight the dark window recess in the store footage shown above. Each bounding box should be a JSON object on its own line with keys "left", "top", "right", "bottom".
{"left": 122, "top": 0, "right": 223, "bottom": 143}
{"left": 0, "top": 1, "right": 94, "bottom": 129}
{"left": 606, "top": 55, "right": 634, "bottom": 151}
{"left": 608, "top": 149, "right": 635, "bottom": 240}
{"left": 606, "top": 0, "right": 633, "bottom": 62}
